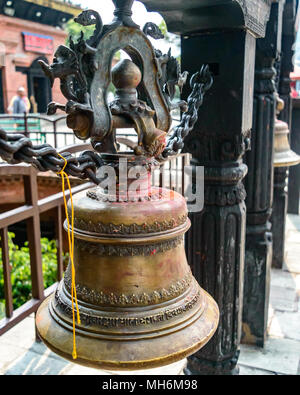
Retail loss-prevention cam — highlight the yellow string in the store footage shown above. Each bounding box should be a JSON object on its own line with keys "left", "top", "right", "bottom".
{"left": 57, "top": 153, "right": 81, "bottom": 360}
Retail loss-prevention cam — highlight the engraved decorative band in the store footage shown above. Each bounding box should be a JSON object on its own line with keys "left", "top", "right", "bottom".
{"left": 54, "top": 288, "right": 201, "bottom": 328}
{"left": 75, "top": 235, "right": 184, "bottom": 257}
{"left": 71, "top": 214, "right": 188, "bottom": 235}
{"left": 64, "top": 269, "right": 193, "bottom": 306}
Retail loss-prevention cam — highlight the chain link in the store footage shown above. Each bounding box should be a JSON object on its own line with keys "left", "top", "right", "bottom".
{"left": 162, "top": 65, "right": 213, "bottom": 158}
{"left": 0, "top": 129, "right": 103, "bottom": 184}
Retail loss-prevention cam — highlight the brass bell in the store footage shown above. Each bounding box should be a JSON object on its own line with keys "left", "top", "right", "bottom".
{"left": 274, "top": 95, "right": 300, "bottom": 168}
{"left": 274, "top": 118, "right": 300, "bottom": 167}
{"left": 36, "top": 155, "right": 219, "bottom": 370}
{"left": 34, "top": 2, "right": 219, "bottom": 371}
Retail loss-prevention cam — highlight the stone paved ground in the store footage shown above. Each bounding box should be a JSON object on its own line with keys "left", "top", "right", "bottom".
{"left": 0, "top": 215, "right": 299, "bottom": 375}
{"left": 239, "top": 214, "right": 300, "bottom": 375}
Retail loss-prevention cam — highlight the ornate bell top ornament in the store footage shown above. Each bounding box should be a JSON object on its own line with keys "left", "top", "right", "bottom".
{"left": 274, "top": 95, "right": 300, "bottom": 168}
{"left": 0, "top": 0, "right": 213, "bottom": 184}
{"left": 0, "top": 0, "right": 219, "bottom": 370}
{"left": 37, "top": 0, "right": 213, "bottom": 164}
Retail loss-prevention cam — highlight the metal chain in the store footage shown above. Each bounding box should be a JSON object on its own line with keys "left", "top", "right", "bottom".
{"left": 162, "top": 64, "right": 213, "bottom": 158}
{"left": 0, "top": 129, "right": 103, "bottom": 184}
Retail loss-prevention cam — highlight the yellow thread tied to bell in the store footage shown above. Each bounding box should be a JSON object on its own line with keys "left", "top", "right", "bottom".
{"left": 57, "top": 153, "right": 81, "bottom": 360}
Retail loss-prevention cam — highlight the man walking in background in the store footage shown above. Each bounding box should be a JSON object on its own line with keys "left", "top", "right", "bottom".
{"left": 8, "top": 87, "right": 30, "bottom": 114}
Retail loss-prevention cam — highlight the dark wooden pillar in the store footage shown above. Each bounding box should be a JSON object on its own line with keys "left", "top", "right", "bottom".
{"left": 140, "top": 0, "right": 272, "bottom": 375}
{"left": 242, "top": 0, "right": 284, "bottom": 348}
{"left": 288, "top": 98, "right": 300, "bottom": 214}
{"left": 278, "top": 0, "right": 297, "bottom": 126}
{"left": 271, "top": 0, "right": 297, "bottom": 269}
{"left": 183, "top": 31, "right": 253, "bottom": 375}
{"left": 272, "top": 166, "right": 289, "bottom": 268}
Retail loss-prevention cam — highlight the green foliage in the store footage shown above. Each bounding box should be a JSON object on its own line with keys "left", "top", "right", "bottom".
{"left": 0, "top": 233, "right": 59, "bottom": 319}
{"left": 64, "top": 18, "right": 95, "bottom": 45}
{"left": 158, "top": 20, "right": 168, "bottom": 37}
{"left": 158, "top": 20, "right": 181, "bottom": 55}
{"left": 0, "top": 300, "right": 4, "bottom": 320}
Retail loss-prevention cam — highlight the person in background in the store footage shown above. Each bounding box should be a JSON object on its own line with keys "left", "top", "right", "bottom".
{"left": 8, "top": 87, "right": 31, "bottom": 114}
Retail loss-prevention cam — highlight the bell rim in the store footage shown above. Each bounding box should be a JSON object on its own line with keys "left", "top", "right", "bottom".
{"left": 274, "top": 151, "right": 300, "bottom": 167}
{"left": 36, "top": 288, "right": 219, "bottom": 371}
{"left": 50, "top": 278, "right": 204, "bottom": 336}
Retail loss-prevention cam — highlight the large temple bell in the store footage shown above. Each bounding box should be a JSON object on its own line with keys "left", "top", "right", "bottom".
{"left": 274, "top": 96, "right": 300, "bottom": 168}
{"left": 30, "top": 1, "right": 219, "bottom": 370}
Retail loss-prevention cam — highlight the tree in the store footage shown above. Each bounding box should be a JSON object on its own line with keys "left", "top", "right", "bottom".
{"left": 64, "top": 18, "right": 95, "bottom": 45}
{"left": 158, "top": 20, "right": 180, "bottom": 56}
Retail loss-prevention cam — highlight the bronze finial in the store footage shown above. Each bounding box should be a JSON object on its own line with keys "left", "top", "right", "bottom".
{"left": 111, "top": 0, "right": 139, "bottom": 28}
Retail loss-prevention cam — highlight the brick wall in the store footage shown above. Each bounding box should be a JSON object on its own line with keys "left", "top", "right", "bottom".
{"left": 0, "top": 14, "right": 67, "bottom": 111}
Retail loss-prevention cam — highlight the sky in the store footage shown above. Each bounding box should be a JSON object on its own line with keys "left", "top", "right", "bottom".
{"left": 76, "top": 0, "right": 180, "bottom": 57}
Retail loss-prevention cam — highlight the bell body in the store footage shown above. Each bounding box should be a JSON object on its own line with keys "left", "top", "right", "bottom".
{"left": 36, "top": 156, "right": 219, "bottom": 370}
{"left": 274, "top": 119, "right": 300, "bottom": 168}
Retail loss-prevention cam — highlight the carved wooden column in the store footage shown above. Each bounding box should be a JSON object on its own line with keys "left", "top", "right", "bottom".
{"left": 242, "top": 0, "right": 284, "bottom": 347}
{"left": 288, "top": 98, "right": 300, "bottom": 214}
{"left": 278, "top": 0, "right": 297, "bottom": 126}
{"left": 286, "top": 1, "right": 300, "bottom": 216}
{"left": 272, "top": 167, "right": 289, "bottom": 266}
{"left": 271, "top": 0, "right": 297, "bottom": 269}
{"left": 140, "top": 0, "right": 272, "bottom": 375}
{"left": 182, "top": 32, "right": 254, "bottom": 376}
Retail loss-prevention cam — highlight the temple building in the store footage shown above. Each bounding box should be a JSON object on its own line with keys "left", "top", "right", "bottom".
{"left": 0, "top": 0, "right": 82, "bottom": 114}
